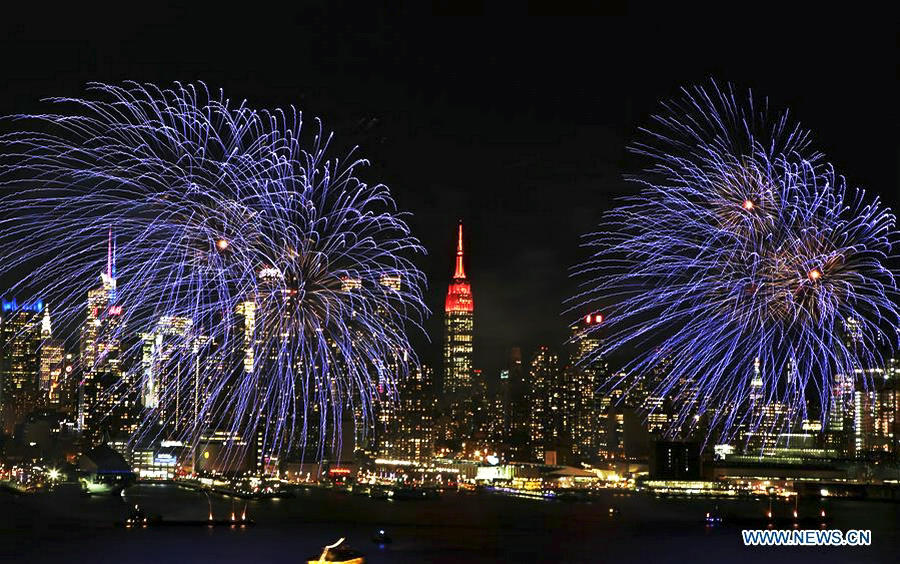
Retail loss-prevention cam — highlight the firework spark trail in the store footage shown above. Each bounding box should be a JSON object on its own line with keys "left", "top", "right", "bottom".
{"left": 0, "top": 82, "right": 428, "bottom": 465}
{"left": 569, "top": 82, "right": 899, "bottom": 444}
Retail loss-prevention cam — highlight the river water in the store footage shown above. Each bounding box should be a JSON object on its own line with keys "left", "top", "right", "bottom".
{"left": 1, "top": 484, "right": 896, "bottom": 562}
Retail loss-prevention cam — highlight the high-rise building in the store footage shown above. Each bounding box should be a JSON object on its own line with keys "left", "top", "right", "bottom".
{"left": 0, "top": 297, "right": 44, "bottom": 434}
{"left": 635, "top": 352, "right": 673, "bottom": 437}
{"left": 442, "top": 222, "right": 474, "bottom": 445}
{"left": 393, "top": 364, "right": 435, "bottom": 461}
{"left": 569, "top": 314, "right": 607, "bottom": 461}
{"left": 605, "top": 404, "right": 651, "bottom": 461}
{"left": 38, "top": 307, "right": 65, "bottom": 408}
{"left": 850, "top": 362, "right": 898, "bottom": 458}
{"left": 491, "top": 368, "right": 509, "bottom": 446}
{"left": 527, "top": 346, "right": 561, "bottom": 462}
{"left": 379, "top": 273, "right": 402, "bottom": 293}
{"left": 546, "top": 359, "right": 573, "bottom": 464}
{"left": 470, "top": 368, "right": 492, "bottom": 447}
{"left": 79, "top": 233, "right": 128, "bottom": 444}
{"left": 490, "top": 347, "right": 529, "bottom": 461}
{"left": 737, "top": 358, "right": 797, "bottom": 453}
{"left": 234, "top": 300, "right": 256, "bottom": 376}
{"left": 374, "top": 390, "right": 398, "bottom": 458}
{"left": 141, "top": 315, "right": 209, "bottom": 437}
{"left": 824, "top": 372, "right": 854, "bottom": 456}
{"left": 254, "top": 267, "right": 298, "bottom": 473}
{"left": 650, "top": 440, "right": 701, "bottom": 479}
{"left": 52, "top": 352, "right": 79, "bottom": 417}
{"left": 353, "top": 272, "right": 409, "bottom": 459}
{"left": 229, "top": 267, "right": 310, "bottom": 474}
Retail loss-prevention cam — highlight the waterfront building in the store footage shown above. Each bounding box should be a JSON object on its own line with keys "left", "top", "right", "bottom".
{"left": 737, "top": 358, "right": 796, "bottom": 453}
{"left": 825, "top": 372, "right": 855, "bottom": 456}
{"left": 605, "top": 405, "right": 650, "bottom": 460}
{"left": 568, "top": 315, "right": 607, "bottom": 461}
{"left": 649, "top": 440, "right": 702, "bottom": 480}
{"left": 851, "top": 362, "right": 898, "bottom": 458}
{"left": 527, "top": 346, "right": 567, "bottom": 462}
{"left": 394, "top": 364, "right": 436, "bottom": 461}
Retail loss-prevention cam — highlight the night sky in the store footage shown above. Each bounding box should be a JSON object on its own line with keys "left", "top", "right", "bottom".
{"left": 1, "top": 6, "right": 896, "bottom": 380}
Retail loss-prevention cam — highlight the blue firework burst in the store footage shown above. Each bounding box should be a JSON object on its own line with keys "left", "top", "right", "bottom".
{"left": 0, "top": 82, "right": 427, "bottom": 466}
{"left": 570, "top": 82, "right": 899, "bottom": 444}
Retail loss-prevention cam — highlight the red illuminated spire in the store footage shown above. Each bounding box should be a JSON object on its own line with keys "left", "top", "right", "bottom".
{"left": 454, "top": 222, "right": 466, "bottom": 279}
{"left": 445, "top": 221, "right": 473, "bottom": 313}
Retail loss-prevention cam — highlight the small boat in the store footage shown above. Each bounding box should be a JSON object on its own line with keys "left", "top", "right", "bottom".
{"left": 392, "top": 487, "right": 429, "bottom": 501}
{"left": 368, "top": 485, "right": 391, "bottom": 500}
{"left": 125, "top": 504, "right": 148, "bottom": 528}
{"left": 372, "top": 529, "right": 392, "bottom": 544}
{"left": 705, "top": 507, "right": 723, "bottom": 527}
{"left": 307, "top": 538, "right": 365, "bottom": 564}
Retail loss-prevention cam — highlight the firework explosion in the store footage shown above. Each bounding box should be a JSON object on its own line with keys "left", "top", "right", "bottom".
{"left": 0, "top": 82, "right": 427, "bottom": 466}
{"left": 570, "top": 82, "right": 899, "bottom": 443}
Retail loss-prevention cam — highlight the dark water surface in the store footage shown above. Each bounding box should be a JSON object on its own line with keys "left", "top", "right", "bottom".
{"left": 1, "top": 484, "right": 896, "bottom": 563}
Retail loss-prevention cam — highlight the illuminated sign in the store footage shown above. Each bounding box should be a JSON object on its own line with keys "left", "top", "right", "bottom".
{"left": 258, "top": 267, "right": 282, "bottom": 279}
{"left": 2, "top": 298, "right": 44, "bottom": 313}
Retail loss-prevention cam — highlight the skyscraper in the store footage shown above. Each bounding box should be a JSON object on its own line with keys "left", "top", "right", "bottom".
{"left": 850, "top": 362, "right": 898, "bottom": 458}
{"left": 372, "top": 272, "right": 407, "bottom": 459}
{"left": 254, "top": 266, "right": 297, "bottom": 473}
{"left": 491, "top": 367, "right": 509, "bottom": 447}
{"left": 443, "top": 222, "right": 474, "bottom": 444}
{"left": 38, "top": 307, "right": 64, "bottom": 408}
{"left": 141, "top": 315, "right": 207, "bottom": 436}
{"left": 0, "top": 297, "right": 44, "bottom": 434}
{"left": 79, "top": 231, "right": 130, "bottom": 444}
{"left": 489, "top": 347, "right": 532, "bottom": 461}
{"left": 569, "top": 315, "right": 607, "bottom": 461}
{"left": 527, "top": 346, "right": 559, "bottom": 462}
{"left": 504, "top": 347, "right": 530, "bottom": 461}
{"left": 546, "top": 356, "right": 573, "bottom": 464}
{"left": 392, "top": 364, "right": 435, "bottom": 461}
{"left": 825, "top": 372, "right": 854, "bottom": 456}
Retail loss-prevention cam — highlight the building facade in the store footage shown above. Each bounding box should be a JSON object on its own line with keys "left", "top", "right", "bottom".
{"left": 568, "top": 315, "right": 607, "bottom": 461}
{"left": 0, "top": 298, "right": 43, "bottom": 434}
{"left": 443, "top": 223, "right": 474, "bottom": 445}
{"left": 79, "top": 233, "right": 127, "bottom": 443}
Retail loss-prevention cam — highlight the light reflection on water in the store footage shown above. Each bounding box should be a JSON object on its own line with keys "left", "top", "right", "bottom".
{"left": 2, "top": 484, "right": 897, "bottom": 563}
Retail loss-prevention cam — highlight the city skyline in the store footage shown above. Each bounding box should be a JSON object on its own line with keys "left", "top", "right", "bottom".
{"left": 1, "top": 214, "right": 895, "bottom": 468}
{"left": 1, "top": 9, "right": 895, "bottom": 382}
{"left": 0, "top": 9, "right": 896, "bottom": 563}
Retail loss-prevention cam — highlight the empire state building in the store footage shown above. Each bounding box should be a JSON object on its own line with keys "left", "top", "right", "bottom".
{"left": 443, "top": 222, "right": 474, "bottom": 441}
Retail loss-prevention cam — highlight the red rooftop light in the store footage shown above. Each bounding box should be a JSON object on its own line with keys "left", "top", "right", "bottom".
{"left": 445, "top": 222, "right": 474, "bottom": 313}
